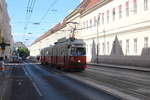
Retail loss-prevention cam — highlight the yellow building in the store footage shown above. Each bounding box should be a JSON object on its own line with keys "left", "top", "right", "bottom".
{"left": 0, "top": 0, "right": 12, "bottom": 59}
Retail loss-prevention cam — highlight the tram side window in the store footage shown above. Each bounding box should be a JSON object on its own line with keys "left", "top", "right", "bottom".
{"left": 71, "top": 47, "right": 86, "bottom": 56}
{"left": 77, "top": 48, "right": 86, "bottom": 56}
{"left": 71, "top": 48, "right": 76, "bottom": 56}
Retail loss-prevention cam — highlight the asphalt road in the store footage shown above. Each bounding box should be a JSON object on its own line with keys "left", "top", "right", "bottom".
{"left": 72, "top": 65, "right": 150, "bottom": 100}
{"left": 5, "top": 61, "right": 119, "bottom": 100}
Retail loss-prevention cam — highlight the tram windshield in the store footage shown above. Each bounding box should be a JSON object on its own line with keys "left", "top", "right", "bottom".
{"left": 70, "top": 47, "right": 86, "bottom": 56}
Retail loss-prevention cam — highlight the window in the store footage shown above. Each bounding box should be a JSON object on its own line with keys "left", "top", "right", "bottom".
{"left": 86, "top": 20, "right": 88, "bottom": 28}
{"left": 107, "top": 10, "right": 109, "bottom": 23}
{"left": 97, "top": 14, "right": 100, "bottom": 24}
{"left": 107, "top": 42, "right": 109, "bottom": 54}
{"left": 126, "top": 39, "right": 129, "bottom": 54}
{"left": 134, "top": 38, "right": 137, "bottom": 53}
{"left": 119, "top": 5, "right": 122, "bottom": 19}
{"left": 90, "top": 19, "right": 92, "bottom": 27}
{"left": 94, "top": 16, "right": 96, "bottom": 26}
{"left": 133, "top": 0, "right": 137, "bottom": 14}
{"left": 126, "top": 1, "right": 129, "bottom": 16}
{"left": 102, "top": 13, "right": 104, "bottom": 25}
{"left": 144, "top": 0, "right": 148, "bottom": 10}
{"left": 144, "top": 37, "right": 148, "bottom": 48}
{"left": 99, "top": 13, "right": 101, "bottom": 24}
{"left": 71, "top": 47, "right": 86, "bottom": 56}
{"left": 112, "top": 8, "right": 115, "bottom": 21}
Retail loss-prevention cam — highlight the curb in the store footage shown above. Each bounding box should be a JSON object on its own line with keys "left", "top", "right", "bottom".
{"left": 88, "top": 63, "right": 150, "bottom": 72}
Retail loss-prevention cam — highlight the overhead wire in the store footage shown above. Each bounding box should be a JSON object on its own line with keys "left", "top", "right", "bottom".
{"left": 23, "top": 0, "right": 59, "bottom": 45}
{"left": 39, "top": 0, "right": 59, "bottom": 23}
{"left": 25, "top": 0, "right": 36, "bottom": 28}
{"left": 23, "top": 0, "right": 37, "bottom": 44}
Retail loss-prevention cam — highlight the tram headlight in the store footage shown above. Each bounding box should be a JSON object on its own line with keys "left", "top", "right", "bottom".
{"left": 78, "top": 60, "right": 81, "bottom": 63}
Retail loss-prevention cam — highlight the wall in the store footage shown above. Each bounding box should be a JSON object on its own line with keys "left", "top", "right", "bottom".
{"left": 0, "top": 0, "right": 12, "bottom": 59}
{"left": 78, "top": 0, "right": 150, "bottom": 63}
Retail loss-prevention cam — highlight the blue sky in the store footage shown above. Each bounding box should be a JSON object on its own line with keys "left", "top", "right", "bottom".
{"left": 6, "top": 0, "right": 81, "bottom": 46}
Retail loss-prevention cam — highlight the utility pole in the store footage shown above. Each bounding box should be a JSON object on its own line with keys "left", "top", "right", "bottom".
{"left": 103, "top": 29, "right": 106, "bottom": 55}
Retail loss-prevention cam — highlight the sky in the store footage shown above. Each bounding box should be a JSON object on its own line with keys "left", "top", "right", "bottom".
{"left": 6, "top": 0, "right": 81, "bottom": 46}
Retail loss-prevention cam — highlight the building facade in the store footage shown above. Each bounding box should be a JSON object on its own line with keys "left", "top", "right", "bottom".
{"left": 29, "top": 0, "right": 150, "bottom": 67}
{"left": 0, "top": 0, "right": 13, "bottom": 59}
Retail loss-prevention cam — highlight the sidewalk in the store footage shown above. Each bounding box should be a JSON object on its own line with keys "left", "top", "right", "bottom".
{"left": 0, "top": 69, "right": 7, "bottom": 99}
{"left": 0, "top": 61, "right": 5, "bottom": 94}
{"left": 0, "top": 62, "right": 12, "bottom": 100}
{"left": 88, "top": 63, "right": 150, "bottom": 72}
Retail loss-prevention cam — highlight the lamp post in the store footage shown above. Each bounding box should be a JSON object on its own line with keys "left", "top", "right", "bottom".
{"left": 103, "top": 29, "right": 106, "bottom": 55}
{"left": 96, "top": 17, "right": 100, "bottom": 63}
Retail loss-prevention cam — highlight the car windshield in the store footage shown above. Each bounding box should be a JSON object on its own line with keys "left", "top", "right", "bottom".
{"left": 71, "top": 47, "right": 86, "bottom": 56}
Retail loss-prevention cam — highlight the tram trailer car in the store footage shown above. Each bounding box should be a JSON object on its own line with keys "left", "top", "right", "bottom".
{"left": 40, "top": 37, "right": 87, "bottom": 71}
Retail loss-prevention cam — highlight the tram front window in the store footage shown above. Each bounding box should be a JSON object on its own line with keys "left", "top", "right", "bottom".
{"left": 71, "top": 47, "right": 86, "bottom": 56}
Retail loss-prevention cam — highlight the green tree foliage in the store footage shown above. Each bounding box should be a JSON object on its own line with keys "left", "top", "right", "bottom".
{"left": 17, "top": 47, "right": 30, "bottom": 58}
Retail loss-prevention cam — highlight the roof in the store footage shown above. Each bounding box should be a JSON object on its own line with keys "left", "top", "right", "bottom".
{"left": 86, "top": 0, "right": 101, "bottom": 9}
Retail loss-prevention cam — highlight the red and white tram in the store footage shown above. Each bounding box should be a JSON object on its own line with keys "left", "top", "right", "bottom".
{"left": 39, "top": 37, "right": 86, "bottom": 71}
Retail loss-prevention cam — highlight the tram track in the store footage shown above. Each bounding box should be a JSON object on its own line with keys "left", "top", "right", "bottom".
{"left": 25, "top": 60, "right": 150, "bottom": 100}
{"left": 24, "top": 60, "right": 120, "bottom": 100}
{"left": 67, "top": 66, "right": 150, "bottom": 100}
{"left": 44, "top": 65, "right": 150, "bottom": 99}
{"left": 87, "top": 66, "right": 150, "bottom": 85}
{"left": 87, "top": 65, "right": 150, "bottom": 80}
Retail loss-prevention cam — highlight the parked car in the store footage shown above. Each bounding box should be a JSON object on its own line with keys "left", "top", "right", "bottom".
{"left": 9, "top": 56, "right": 20, "bottom": 63}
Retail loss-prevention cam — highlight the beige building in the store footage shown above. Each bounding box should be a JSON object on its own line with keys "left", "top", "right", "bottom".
{"left": 0, "top": 0, "right": 13, "bottom": 59}
{"left": 29, "top": 0, "right": 150, "bottom": 67}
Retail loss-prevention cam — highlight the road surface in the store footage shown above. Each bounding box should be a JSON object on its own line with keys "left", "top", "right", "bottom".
{"left": 3, "top": 61, "right": 119, "bottom": 100}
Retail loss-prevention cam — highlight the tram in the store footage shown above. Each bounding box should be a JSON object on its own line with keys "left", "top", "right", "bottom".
{"left": 40, "top": 37, "right": 86, "bottom": 71}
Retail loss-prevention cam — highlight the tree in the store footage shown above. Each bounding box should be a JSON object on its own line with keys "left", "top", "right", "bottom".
{"left": 17, "top": 47, "right": 30, "bottom": 58}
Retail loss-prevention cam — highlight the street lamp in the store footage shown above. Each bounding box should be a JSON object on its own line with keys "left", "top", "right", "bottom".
{"left": 28, "top": 32, "right": 32, "bottom": 34}
{"left": 33, "top": 22, "right": 40, "bottom": 25}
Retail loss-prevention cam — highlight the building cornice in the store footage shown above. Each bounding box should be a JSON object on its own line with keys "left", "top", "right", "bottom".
{"left": 64, "top": 9, "right": 80, "bottom": 21}
{"left": 64, "top": 0, "right": 90, "bottom": 21}
{"left": 81, "top": 0, "right": 113, "bottom": 18}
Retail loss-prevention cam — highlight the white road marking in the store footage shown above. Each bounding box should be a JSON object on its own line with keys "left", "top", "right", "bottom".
{"left": 23, "top": 63, "right": 43, "bottom": 97}
{"left": 32, "top": 81, "right": 43, "bottom": 96}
